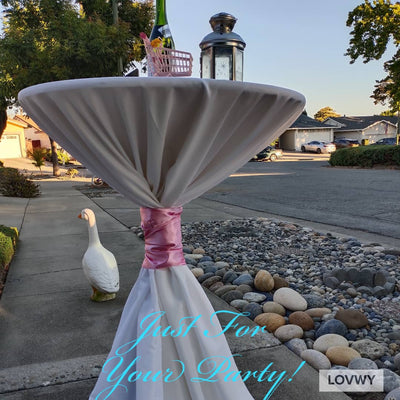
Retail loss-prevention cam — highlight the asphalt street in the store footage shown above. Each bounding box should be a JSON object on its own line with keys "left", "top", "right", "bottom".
{"left": 203, "top": 158, "right": 400, "bottom": 243}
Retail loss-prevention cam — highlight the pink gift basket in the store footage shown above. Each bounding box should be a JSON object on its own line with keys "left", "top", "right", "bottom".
{"left": 140, "top": 32, "right": 193, "bottom": 77}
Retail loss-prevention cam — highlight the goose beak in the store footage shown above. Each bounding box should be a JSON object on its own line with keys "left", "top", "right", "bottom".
{"left": 78, "top": 213, "right": 82, "bottom": 219}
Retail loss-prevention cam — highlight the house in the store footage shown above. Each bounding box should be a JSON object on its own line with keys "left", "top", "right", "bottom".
{"left": 0, "top": 119, "right": 27, "bottom": 159}
{"left": 323, "top": 115, "right": 398, "bottom": 145}
{"left": 14, "top": 114, "right": 52, "bottom": 151}
{"left": 279, "top": 113, "right": 335, "bottom": 151}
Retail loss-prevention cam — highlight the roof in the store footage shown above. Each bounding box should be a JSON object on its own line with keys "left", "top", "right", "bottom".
{"left": 14, "top": 114, "right": 43, "bottom": 132}
{"left": 324, "top": 115, "right": 398, "bottom": 131}
{"left": 290, "top": 114, "right": 333, "bottom": 129}
{"left": 8, "top": 118, "right": 27, "bottom": 128}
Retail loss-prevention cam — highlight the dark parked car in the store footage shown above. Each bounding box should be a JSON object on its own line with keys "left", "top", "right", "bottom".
{"left": 252, "top": 146, "right": 283, "bottom": 161}
{"left": 333, "top": 138, "right": 360, "bottom": 149}
{"left": 373, "top": 137, "right": 397, "bottom": 145}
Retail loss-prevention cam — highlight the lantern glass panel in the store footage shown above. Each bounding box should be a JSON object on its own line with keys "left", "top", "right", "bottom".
{"left": 235, "top": 49, "right": 243, "bottom": 81}
{"left": 215, "top": 47, "right": 232, "bottom": 80}
{"left": 201, "top": 48, "right": 212, "bottom": 79}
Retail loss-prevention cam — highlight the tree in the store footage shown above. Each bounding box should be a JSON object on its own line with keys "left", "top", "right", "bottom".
{"left": 346, "top": 0, "right": 400, "bottom": 112}
{"left": 0, "top": 0, "right": 153, "bottom": 171}
{"left": 314, "top": 107, "right": 341, "bottom": 122}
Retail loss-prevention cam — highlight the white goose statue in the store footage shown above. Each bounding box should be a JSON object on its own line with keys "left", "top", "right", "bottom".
{"left": 78, "top": 208, "right": 119, "bottom": 302}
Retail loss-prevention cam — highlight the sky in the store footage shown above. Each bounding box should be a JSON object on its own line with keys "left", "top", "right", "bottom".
{"left": 0, "top": 1, "right": 396, "bottom": 117}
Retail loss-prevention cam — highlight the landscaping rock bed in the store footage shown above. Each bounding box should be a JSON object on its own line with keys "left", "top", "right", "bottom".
{"left": 133, "top": 216, "right": 400, "bottom": 397}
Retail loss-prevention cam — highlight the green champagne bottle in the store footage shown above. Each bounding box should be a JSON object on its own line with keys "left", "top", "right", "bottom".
{"left": 149, "top": 0, "right": 175, "bottom": 49}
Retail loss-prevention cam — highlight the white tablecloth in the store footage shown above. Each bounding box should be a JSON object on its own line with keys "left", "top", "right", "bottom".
{"left": 19, "top": 77, "right": 305, "bottom": 400}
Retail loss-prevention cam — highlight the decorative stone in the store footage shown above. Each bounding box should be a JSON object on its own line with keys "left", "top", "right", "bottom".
{"left": 325, "top": 346, "right": 361, "bottom": 367}
{"left": 230, "top": 299, "right": 249, "bottom": 311}
{"left": 191, "top": 268, "right": 204, "bottom": 278}
{"left": 313, "top": 334, "right": 349, "bottom": 353}
{"left": 237, "top": 284, "right": 253, "bottom": 294}
{"left": 254, "top": 313, "right": 286, "bottom": 333}
{"left": 215, "top": 261, "right": 230, "bottom": 269}
{"left": 262, "top": 302, "right": 286, "bottom": 316}
{"left": 233, "top": 274, "right": 254, "bottom": 286}
{"left": 209, "top": 281, "right": 224, "bottom": 292}
{"left": 346, "top": 287, "right": 358, "bottom": 298}
{"left": 201, "top": 275, "right": 222, "bottom": 289}
{"left": 254, "top": 270, "right": 274, "bottom": 292}
{"left": 288, "top": 311, "right": 314, "bottom": 331}
{"left": 301, "top": 349, "right": 331, "bottom": 370}
{"left": 274, "top": 324, "right": 303, "bottom": 342}
{"left": 285, "top": 338, "right": 307, "bottom": 357}
{"left": 243, "top": 292, "right": 266, "bottom": 303}
{"left": 358, "top": 268, "right": 374, "bottom": 286}
{"left": 374, "top": 270, "right": 387, "bottom": 287}
{"left": 394, "top": 353, "right": 400, "bottom": 370}
{"left": 384, "top": 281, "right": 396, "bottom": 294}
{"left": 273, "top": 288, "right": 307, "bottom": 311}
{"left": 325, "top": 276, "right": 340, "bottom": 289}
{"left": 303, "top": 294, "right": 325, "bottom": 308}
{"left": 348, "top": 358, "right": 378, "bottom": 370}
{"left": 351, "top": 340, "right": 386, "bottom": 360}
{"left": 214, "top": 285, "right": 237, "bottom": 297}
{"left": 316, "top": 319, "right": 348, "bottom": 338}
{"left": 273, "top": 275, "right": 289, "bottom": 289}
{"left": 335, "top": 309, "right": 368, "bottom": 329}
{"left": 305, "top": 308, "right": 332, "bottom": 318}
{"left": 346, "top": 267, "right": 359, "bottom": 283}
{"left": 373, "top": 286, "right": 388, "bottom": 297}
{"left": 384, "top": 369, "right": 400, "bottom": 393}
{"left": 357, "top": 286, "right": 373, "bottom": 295}
{"left": 243, "top": 303, "right": 263, "bottom": 320}
{"left": 193, "top": 247, "right": 205, "bottom": 254}
{"left": 221, "top": 290, "right": 243, "bottom": 303}
{"left": 223, "top": 271, "right": 238, "bottom": 284}
{"left": 332, "top": 268, "right": 347, "bottom": 283}
{"left": 197, "top": 272, "right": 214, "bottom": 283}
{"left": 385, "top": 388, "right": 400, "bottom": 400}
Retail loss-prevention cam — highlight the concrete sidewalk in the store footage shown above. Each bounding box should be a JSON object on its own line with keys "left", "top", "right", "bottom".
{"left": 0, "top": 180, "right": 351, "bottom": 399}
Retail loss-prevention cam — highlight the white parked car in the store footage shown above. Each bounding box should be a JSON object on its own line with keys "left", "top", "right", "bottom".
{"left": 301, "top": 141, "right": 336, "bottom": 154}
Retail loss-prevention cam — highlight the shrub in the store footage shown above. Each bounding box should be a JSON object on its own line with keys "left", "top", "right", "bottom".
{"left": 66, "top": 168, "right": 79, "bottom": 178}
{"left": 329, "top": 145, "right": 400, "bottom": 168}
{"left": 44, "top": 149, "right": 71, "bottom": 165}
{"left": 0, "top": 232, "right": 14, "bottom": 267}
{"left": 0, "top": 167, "right": 40, "bottom": 198}
{"left": 28, "top": 148, "right": 47, "bottom": 173}
{"left": 0, "top": 161, "right": 3, "bottom": 167}
{"left": 0, "top": 225, "right": 18, "bottom": 249}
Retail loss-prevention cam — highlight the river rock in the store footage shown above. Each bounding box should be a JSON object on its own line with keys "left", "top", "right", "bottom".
{"left": 243, "top": 292, "right": 266, "bottom": 303}
{"left": 394, "top": 353, "right": 400, "bottom": 370}
{"left": 201, "top": 275, "right": 222, "bottom": 289}
{"left": 285, "top": 338, "right": 307, "bottom": 357}
{"left": 214, "top": 285, "right": 237, "bottom": 297}
{"left": 358, "top": 268, "right": 374, "bottom": 286}
{"left": 254, "top": 313, "right": 286, "bottom": 333}
{"left": 316, "top": 319, "right": 348, "bottom": 338}
{"left": 325, "top": 346, "right": 361, "bottom": 367}
{"left": 301, "top": 349, "right": 331, "bottom": 370}
{"left": 209, "top": 281, "right": 224, "bottom": 292}
{"left": 303, "top": 294, "right": 325, "bottom": 308}
{"left": 384, "top": 369, "right": 400, "bottom": 393}
{"left": 243, "top": 303, "right": 263, "bottom": 320}
{"left": 348, "top": 358, "right": 378, "bottom": 370}
{"left": 313, "top": 334, "right": 349, "bottom": 353}
{"left": 191, "top": 268, "right": 204, "bottom": 278}
{"left": 305, "top": 308, "right": 332, "bottom": 318}
{"left": 262, "top": 302, "right": 286, "bottom": 316}
{"left": 274, "top": 324, "right": 303, "bottom": 342}
{"left": 288, "top": 311, "right": 314, "bottom": 331}
{"left": 385, "top": 387, "right": 400, "bottom": 400}
{"left": 233, "top": 274, "right": 254, "bottom": 286}
{"left": 237, "top": 284, "right": 253, "bottom": 294}
{"left": 221, "top": 290, "right": 243, "bottom": 303}
{"left": 273, "top": 275, "right": 289, "bottom": 289}
{"left": 351, "top": 339, "right": 386, "bottom": 360}
{"left": 223, "top": 271, "right": 238, "bottom": 284}
{"left": 273, "top": 288, "right": 307, "bottom": 311}
{"left": 335, "top": 309, "right": 369, "bottom": 329}
{"left": 230, "top": 299, "right": 249, "bottom": 311}
{"left": 374, "top": 270, "right": 387, "bottom": 286}
{"left": 254, "top": 270, "right": 274, "bottom": 292}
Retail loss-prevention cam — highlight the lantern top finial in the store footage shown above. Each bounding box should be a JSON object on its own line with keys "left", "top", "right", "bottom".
{"left": 209, "top": 12, "right": 237, "bottom": 34}
{"left": 199, "top": 12, "right": 246, "bottom": 50}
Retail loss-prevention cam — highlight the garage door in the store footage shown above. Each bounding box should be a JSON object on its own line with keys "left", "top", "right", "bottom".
{"left": 0, "top": 135, "right": 22, "bottom": 158}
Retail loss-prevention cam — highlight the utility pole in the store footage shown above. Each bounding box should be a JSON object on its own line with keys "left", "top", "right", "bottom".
{"left": 112, "top": 0, "right": 123, "bottom": 75}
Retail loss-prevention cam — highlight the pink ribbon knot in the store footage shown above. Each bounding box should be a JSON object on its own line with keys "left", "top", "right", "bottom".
{"left": 140, "top": 207, "right": 186, "bottom": 269}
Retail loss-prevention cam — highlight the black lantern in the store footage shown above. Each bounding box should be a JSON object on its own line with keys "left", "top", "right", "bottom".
{"left": 199, "top": 12, "right": 246, "bottom": 81}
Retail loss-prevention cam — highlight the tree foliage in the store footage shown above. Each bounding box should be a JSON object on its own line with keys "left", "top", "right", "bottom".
{"left": 346, "top": 0, "right": 400, "bottom": 111}
{"left": 314, "top": 107, "right": 341, "bottom": 122}
{"left": 0, "top": 0, "right": 154, "bottom": 135}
